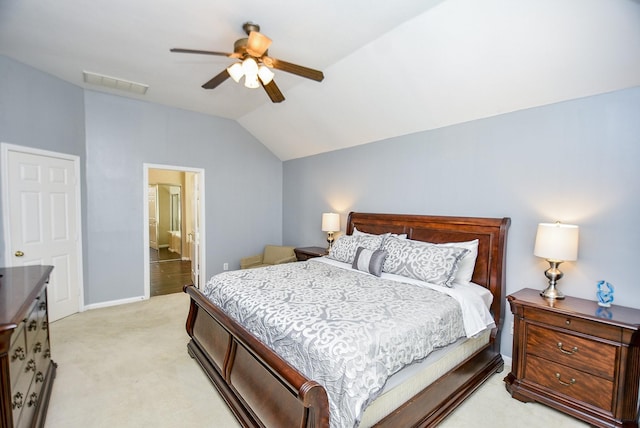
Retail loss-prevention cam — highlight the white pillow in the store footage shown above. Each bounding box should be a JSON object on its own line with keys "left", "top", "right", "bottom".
{"left": 438, "top": 239, "right": 479, "bottom": 286}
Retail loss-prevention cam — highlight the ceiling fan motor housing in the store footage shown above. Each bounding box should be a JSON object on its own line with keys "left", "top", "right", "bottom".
{"left": 242, "top": 22, "right": 260, "bottom": 35}
{"left": 233, "top": 38, "right": 248, "bottom": 55}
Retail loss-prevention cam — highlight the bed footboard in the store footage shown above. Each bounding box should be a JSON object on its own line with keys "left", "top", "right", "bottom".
{"left": 184, "top": 284, "right": 330, "bottom": 428}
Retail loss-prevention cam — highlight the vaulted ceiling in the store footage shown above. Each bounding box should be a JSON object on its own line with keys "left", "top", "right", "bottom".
{"left": 1, "top": 0, "right": 639, "bottom": 160}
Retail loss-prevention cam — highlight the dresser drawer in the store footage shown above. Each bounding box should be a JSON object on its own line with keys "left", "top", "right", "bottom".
{"left": 526, "top": 323, "right": 617, "bottom": 379}
{"left": 17, "top": 380, "right": 40, "bottom": 428}
{"left": 25, "top": 302, "right": 41, "bottom": 352}
{"left": 525, "top": 354, "right": 614, "bottom": 412}
{"left": 9, "top": 323, "right": 27, "bottom": 389}
{"left": 11, "top": 360, "right": 34, "bottom": 427}
{"left": 524, "top": 307, "right": 622, "bottom": 342}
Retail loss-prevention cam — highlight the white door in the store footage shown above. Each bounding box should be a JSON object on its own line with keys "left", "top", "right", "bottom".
{"left": 2, "top": 145, "right": 82, "bottom": 321}
{"left": 190, "top": 173, "right": 200, "bottom": 288}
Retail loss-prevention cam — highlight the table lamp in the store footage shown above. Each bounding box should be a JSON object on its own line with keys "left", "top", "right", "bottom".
{"left": 534, "top": 222, "right": 579, "bottom": 299}
{"left": 321, "top": 213, "right": 340, "bottom": 251}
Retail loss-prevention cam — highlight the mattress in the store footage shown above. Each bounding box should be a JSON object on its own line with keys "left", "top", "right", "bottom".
{"left": 359, "top": 329, "right": 490, "bottom": 427}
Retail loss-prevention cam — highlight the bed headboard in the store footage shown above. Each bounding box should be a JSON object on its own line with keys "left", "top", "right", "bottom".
{"left": 346, "top": 212, "right": 511, "bottom": 347}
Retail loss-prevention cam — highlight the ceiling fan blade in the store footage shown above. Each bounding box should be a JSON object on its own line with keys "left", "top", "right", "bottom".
{"left": 262, "top": 79, "right": 285, "bottom": 103}
{"left": 263, "top": 57, "right": 324, "bottom": 82}
{"left": 246, "top": 31, "right": 272, "bottom": 57}
{"left": 202, "top": 69, "right": 230, "bottom": 89}
{"left": 170, "top": 48, "right": 239, "bottom": 58}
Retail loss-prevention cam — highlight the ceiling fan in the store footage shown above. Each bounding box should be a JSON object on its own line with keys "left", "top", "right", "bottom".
{"left": 170, "top": 22, "right": 324, "bottom": 103}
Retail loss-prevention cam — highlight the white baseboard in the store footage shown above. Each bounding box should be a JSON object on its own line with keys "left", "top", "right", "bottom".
{"left": 84, "top": 295, "right": 147, "bottom": 311}
{"left": 502, "top": 354, "right": 512, "bottom": 368}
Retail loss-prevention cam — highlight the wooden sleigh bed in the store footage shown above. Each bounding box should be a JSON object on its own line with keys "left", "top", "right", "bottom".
{"left": 184, "top": 212, "right": 510, "bottom": 427}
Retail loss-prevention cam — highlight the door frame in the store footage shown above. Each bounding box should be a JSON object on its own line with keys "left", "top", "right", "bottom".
{"left": 143, "top": 163, "right": 206, "bottom": 298}
{"left": 1, "top": 142, "right": 85, "bottom": 313}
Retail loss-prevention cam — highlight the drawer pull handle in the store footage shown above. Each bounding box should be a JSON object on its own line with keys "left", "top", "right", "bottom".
{"left": 565, "top": 319, "right": 571, "bottom": 325}
{"left": 28, "top": 392, "right": 38, "bottom": 407}
{"left": 557, "top": 342, "right": 578, "bottom": 355}
{"left": 25, "top": 359, "right": 36, "bottom": 373}
{"left": 11, "top": 346, "right": 26, "bottom": 361}
{"left": 12, "top": 392, "right": 24, "bottom": 410}
{"left": 555, "top": 373, "right": 576, "bottom": 386}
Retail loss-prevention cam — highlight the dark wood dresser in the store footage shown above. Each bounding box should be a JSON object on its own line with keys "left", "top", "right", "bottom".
{"left": 0, "top": 266, "right": 56, "bottom": 428}
{"left": 504, "top": 288, "right": 640, "bottom": 428}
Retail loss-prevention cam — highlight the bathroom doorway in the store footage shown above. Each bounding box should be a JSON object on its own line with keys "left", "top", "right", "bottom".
{"left": 149, "top": 183, "right": 183, "bottom": 262}
{"left": 143, "top": 164, "right": 205, "bottom": 298}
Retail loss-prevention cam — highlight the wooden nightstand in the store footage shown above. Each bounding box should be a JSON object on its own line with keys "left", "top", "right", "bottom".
{"left": 504, "top": 288, "right": 640, "bottom": 428}
{"left": 294, "top": 246, "right": 328, "bottom": 261}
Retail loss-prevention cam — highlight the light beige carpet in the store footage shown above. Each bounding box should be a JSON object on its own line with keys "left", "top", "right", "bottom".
{"left": 45, "top": 292, "right": 587, "bottom": 428}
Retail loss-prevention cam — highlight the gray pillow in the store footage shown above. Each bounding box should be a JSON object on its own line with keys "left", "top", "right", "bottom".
{"left": 352, "top": 247, "right": 388, "bottom": 277}
{"left": 328, "top": 234, "right": 388, "bottom": 264}
{"left": 382, "top": 236, "right": 469, "bottom": 287}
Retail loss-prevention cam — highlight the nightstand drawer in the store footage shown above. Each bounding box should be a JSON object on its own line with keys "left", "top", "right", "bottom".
{"left": 524, "top": 307, "right": 622, "bottom": 342}
{"left": 525, "top": 354, "right": 614, "bottom": 412}
{"left": 526, "top": 324, "right": 617, "bottom": 379}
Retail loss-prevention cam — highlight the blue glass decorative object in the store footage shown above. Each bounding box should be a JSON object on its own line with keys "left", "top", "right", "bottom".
{"left": 596, "top": 280, "right": 614, "bottom": 307}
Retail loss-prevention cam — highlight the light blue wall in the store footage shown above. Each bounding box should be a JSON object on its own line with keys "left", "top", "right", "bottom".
{"left": 84, "top": 91, "right": 283, "bottom": 304}
{"left": 283, "top": 86, "right": 640, "bottom": 357}
{"left": 0, "top": 55, "right": 283, "bottom": 306}
{"left": 0, "top": 55, "right": 87, "bottom": 271}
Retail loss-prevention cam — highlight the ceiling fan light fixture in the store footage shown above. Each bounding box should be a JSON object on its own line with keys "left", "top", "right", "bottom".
{"left": 244, "top": 73, "right": 260, "bottom": 89}
{"left": 227, "top": 62, "right": 243, "bottom": 83}
{"left": 242, "top": 57, "right": 258, "bottom": 75}
{"left": 258, "top": 65, "right": 274, "bottom": 85}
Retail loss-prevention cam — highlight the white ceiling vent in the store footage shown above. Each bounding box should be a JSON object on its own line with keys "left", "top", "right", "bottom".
{"left": 83, "top": 71, "right": 149, "bottom": 95}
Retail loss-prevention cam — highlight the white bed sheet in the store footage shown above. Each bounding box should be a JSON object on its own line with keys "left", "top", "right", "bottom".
{"left": 312, "top": 257, "right": 495, "bottom": 337}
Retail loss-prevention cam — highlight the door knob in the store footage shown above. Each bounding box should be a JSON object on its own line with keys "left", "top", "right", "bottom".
{"left": 15, "top": 250, "right": 24, "bottom": 257}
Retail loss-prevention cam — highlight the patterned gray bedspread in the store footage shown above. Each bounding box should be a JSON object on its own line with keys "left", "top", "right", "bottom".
{"left": 203, "top": 260, "right": 465, "bottom": 428}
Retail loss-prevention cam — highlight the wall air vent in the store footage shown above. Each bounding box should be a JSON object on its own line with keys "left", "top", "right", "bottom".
{"left": 82, "top": 71, "right": 149, "bottom": 95}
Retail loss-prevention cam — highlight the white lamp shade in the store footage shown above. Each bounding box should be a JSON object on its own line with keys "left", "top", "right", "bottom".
{"left": 258, "top": 65, "right": 274, "bottom": 85}
{"left": 243, "top": 73, "right": 260, "bottom": 89}
{"left": 227, "top": 62, "right": 243, "bottom": 82}
{"left": 242, "top": 57, "right": 259, "bottom": 75}
{"left": 534, "top": 222, "right": 579, "bottom": 261}
{"left": 322, "top": 213, "right": 340, "bottom": 232}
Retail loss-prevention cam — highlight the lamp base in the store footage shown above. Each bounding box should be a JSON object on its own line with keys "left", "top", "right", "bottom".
{"left": 326, "top": 232, "right": 335, "bottom": 252}
{"left": 540, "top": 260, "right": 565, "bottom": 300}
{"left": 540, "top": 285, "right": 564, "bottom": 300}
